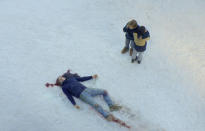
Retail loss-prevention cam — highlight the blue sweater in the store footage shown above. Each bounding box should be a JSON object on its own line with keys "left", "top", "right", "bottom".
{"left": 123, "top": 24, "right": 140, "bottom": 40}
{"left": 61, "top": 74, "right": 93, "bottom": 106}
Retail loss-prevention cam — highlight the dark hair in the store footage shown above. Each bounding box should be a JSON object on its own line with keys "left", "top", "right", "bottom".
{"left": 66, "top": 70, "right": 80, "bottom": 77}
{"left": 62, "top": 71, "right": 80, "bottom": 79}
{"left": 56, "top": 77, "right": 63, "bottom": 86}
{"left": 139, "top": 26, "right": 146, "bottom": 34}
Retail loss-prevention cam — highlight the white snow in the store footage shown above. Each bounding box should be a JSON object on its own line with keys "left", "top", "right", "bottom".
{"left": 0, "top": 0, "right": 205, "bottom": 131}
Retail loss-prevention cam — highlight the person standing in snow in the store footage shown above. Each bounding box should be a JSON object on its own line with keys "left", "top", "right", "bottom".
{"left": 45, "top": 70, "right": 121, "bottom": 121}
{"left": 131, "top": 26, "right": 150, "bottom": 64}
{"left": 121, "top": 19, "right": 140, "bottom": 56}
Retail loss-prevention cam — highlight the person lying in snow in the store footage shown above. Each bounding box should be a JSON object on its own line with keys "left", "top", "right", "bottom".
{"left": 45, "top": 70, "right": 122, "bottom": 121}
{"left": 131, "top": 26, "right": 150, "bottom": 64}
{"left": 122, "top": 19, "right": 140, "bottom": 56}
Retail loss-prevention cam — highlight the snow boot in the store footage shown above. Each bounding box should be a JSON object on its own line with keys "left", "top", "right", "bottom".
{"left": 137, "top": 61, "right": 141, "bottom": 64}
{"left": 129, "top": 48, "right": 133, "bottom": 56}
{"left": 109, "top": 105, "right": 122, "bottom": 112}
{"left": 131, "top": 59, "right": 135, "bottom": 63}
{"left": 121, "top": 47, "right": 129, "bottom": 54}
{"left": 106, "top": 114, "right": 115, "bottom": 121}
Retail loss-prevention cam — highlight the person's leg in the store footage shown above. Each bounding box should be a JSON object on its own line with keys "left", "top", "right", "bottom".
{"left": 85, "top": 88, "right": 114, "bottom": 107}
{"left": 137, "top": 52, "right": 144, "bottom": 63}
{"left": 131, "top": 48, "right": 137, "bottom": 63}
{"left": 121, "top": 38, "right": 130, "bottom": 53}
{"left": 129, "top": 40, "right": 134, "bottom": 56}
{"left": 130, "top": 40, "right": 134, "bottom": 49}
{"left": 125, "top": 38, "right": 130, "bottom": 49}
{"left": 80, "top": 91, "right": 110, "bottom": 118}
{"left": 85, "top": 88, "right": 122, "bottom": 112}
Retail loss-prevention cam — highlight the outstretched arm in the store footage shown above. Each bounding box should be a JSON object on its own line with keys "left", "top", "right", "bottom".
{"left": 62, "top": 88, "right": 76, "bottom": 106}
{"left": 76, "top": 76, "right": 93, "bottom": 82}
{"left": 76, "top": 74, "right": 98, "bottom": 82}
{"left": 62, "top": 72, "right": 70, "bottom": 79}
{"left": 62, "top": 72, "right": 80, "bottom": 80}
{"left": 142, "top": 31, "right": 150, "bottom": 41}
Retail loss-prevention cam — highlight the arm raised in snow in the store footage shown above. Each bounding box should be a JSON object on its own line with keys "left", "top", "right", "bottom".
{"left": 62, "top": 88, "right": 76, "bottom": 106}
{"left": 76, "top": 74, "right": 98, "bottom": 82}
{"left": 62, "top": 72, "right": 80, "bottom": 80}
{"left": 141, "top": 30, "right": 150, "bottom": 41}
{"left": 75, "top": 76, "right": 93, "bottom": 82}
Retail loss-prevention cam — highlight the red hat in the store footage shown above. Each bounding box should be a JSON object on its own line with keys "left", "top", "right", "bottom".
{"left": 45, "top": 77, "right": 62, "bottom": 88}
{"left": 45, "top": 69, "right": 72, "bottom": 88}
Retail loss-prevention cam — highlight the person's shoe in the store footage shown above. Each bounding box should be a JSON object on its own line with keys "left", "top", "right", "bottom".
{"left": 109, "top": 105, "right": 122, "bottom": 112}
{"left": 135, "top": 56, "right": 138, "bottom": 61}
{"left": 137, "top": 61, "right": 141, "bottom": 64}
{"left": 129, "top": 48, "right": 133, "bottom": 56}
{"left": 131, "top": 59, "right": 135, "bottom": 63}
{"left": 106, "top": 114, "right": 114, "bottom": 121}
{"left": 121, "top": 47, "right": 129, "bottom": 54}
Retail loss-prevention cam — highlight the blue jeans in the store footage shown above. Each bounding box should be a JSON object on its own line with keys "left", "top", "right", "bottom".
{"left": 125, "top": 38, "right": 134, "bottom": 49}
{"left": 79, "top": 88, "right": 114, "bottom": 118}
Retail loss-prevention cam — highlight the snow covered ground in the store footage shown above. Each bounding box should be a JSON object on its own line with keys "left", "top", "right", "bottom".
{"left": 0, "top": 0, "right": 205, "bottom": 131}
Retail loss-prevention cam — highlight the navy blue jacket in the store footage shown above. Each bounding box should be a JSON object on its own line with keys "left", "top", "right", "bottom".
{"left": 61, "top": 74, "right": 93, "bottom": 106}
{"left": 123, "top": 24, "right": 140, "bottom": 40}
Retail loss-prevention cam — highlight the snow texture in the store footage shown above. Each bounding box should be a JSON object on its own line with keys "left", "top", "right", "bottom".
{"left": 0, "top": 0, "right": 205, "bottom": 131}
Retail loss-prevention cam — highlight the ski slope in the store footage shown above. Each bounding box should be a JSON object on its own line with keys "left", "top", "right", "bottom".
{"left": 0, "top": 0, "right": 205, "bottom": 131}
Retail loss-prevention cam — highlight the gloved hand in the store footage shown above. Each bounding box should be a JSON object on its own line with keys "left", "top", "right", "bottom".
{"left": 92, "top": 74, "right": 98, "bottom": 79}
{"left": 75, "top": 105, "right": 80, "bottom": 109}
